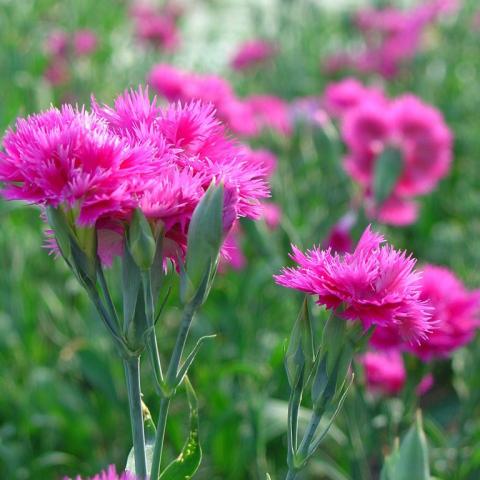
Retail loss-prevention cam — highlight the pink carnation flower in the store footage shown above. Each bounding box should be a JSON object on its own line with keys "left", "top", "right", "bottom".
{"left": 323, "top": 78, "right": 386, "bottom": 119}
{"left": 230, "top": 39, "right": 277, "bottom": 71}
{"left": 361, "top": 350, "right": 406, "bottom": 395}
{"left": 1, "top": 87, "right": 270, "bottom": 265}
{"left": 44, "top": 30, "right": 69, "bottom": 57}
{"left": 74, "top": 30, "right": 98, "bottom": 56}
{"left": 65, "top": 464, "right": 137, "bottom": 480}
{"left": 274, "top": 226, "right": 433, "bottom": 343}
{"left": 407, "top": 265, "right": 480, "bottom": 361}
{"left": 245, "top": 95, "right": 292, "bottom": 135}
{"left": 341, "top": 92, "right": 452, "bottom": 225}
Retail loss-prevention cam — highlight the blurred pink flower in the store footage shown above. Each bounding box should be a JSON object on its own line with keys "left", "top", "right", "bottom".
{"left": 131, "top": 3, "right": 180, "bottom": 50}
{"left": 275, "top": 226, "right": 433, "bottom": 343}
{"left": 219, "top": 223, "right": 246, "bottom": 272}
{"left": 417, "top": 373, "right": 434, "bottom": 395}
{"left": 65, "top": 464, "right": 137, "bottom": 480}
{"left": 322, "top": 213, "right": 356, "bottom": 253}
{"left": 74, "top": 30, "right": 98, "bottom": 56}
{"left": 361, "top": 350, "right": 406, "bottom": 395}
{"left": 323, "top": 78, "right": 386, "bottom": 119}
{"left": 44, "top": 58, "right": 70, "bottom": 86}
{"left": 407, "top": 265, "right": 480, "bottom": 361}
{"left": 44, "top": 30, "right": 69, "bottom": 57}
{"left": 341, "top": 91, "right": 452, "bottom": 225}
{"left": 262, "top": 202, "right": 282, "bottom": 230}
{"left": 230, "top": 39, "right": 277, "bottom": 71}
{"left": 245, "top": 95, "right": 292, "bottom": 135}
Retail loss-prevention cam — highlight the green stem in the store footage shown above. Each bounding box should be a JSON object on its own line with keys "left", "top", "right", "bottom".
{"left": 297, "top": 408, "right": 323, "bottom": 459}
{"left": 150, "top": 397, "right": 171, "bottom": 480}
{"left": 150, "top": 302, "right": 197, "bottom": 479}
{"left": 124, "top": 357, "right": 147, "bottom": 479}
{"left": 285, "top": 470, "right": 297, "bottom": 480}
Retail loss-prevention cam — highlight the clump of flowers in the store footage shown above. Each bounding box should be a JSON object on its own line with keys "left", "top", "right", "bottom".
{"left": 130, "top": 2, "right": 182, "bottom": 51}
{"left": 407, "top": 265, "right": 480, "bottom": 360}
{"left": 323, "top": 79, "right": 453, "bottom": 226}
{"left": 323, "top": 0, "right": 459, "bottom": 78}
{"left": 361, "top": 350, "right": 406, "bottom": 395}
{"left": 43, "top": 29, "right": 98, "bottom": 86}
{"left": 275, "top": 226, "right": 433, "bottom": 343}
{"left": 66, "top": 465, "right": 137, "bottom": 480}
{"left": 148, "top": 64, "right": 291, "bottom": 137}
{"left": 230, "top": 39, "right": 278, "bottom": 71}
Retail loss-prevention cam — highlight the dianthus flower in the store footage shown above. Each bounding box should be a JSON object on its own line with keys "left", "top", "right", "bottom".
{"left": 65, "top": 465, "right": 137, "bottom": 480}
{"left": 341, "top": 93, "right": 452, "bottom": 225}
{"left": 274, "top": 226, "right": 433, "bottom": 343}
{"left": 74, "top": 30, "right": 98, "bottom": 56}
{"left": 245, "top": 95, "right": 292, "bottom": 135}
{"left": 407, "top": 265, "right": 480, "bottom": 361}
{"left": 361, "top": 350, "right": 406, "bottom": 395}
{"left": 230, "top": 39, "right": 277, "bottom": 71}
{"left": 0, "top": 87, "right": 270, "bottom": 264}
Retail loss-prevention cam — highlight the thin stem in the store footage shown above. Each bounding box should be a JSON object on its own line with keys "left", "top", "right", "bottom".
{"left": 124, "top": 357, "right": 147, "bottom": 479}
{"left": 297, "top": 408, "right": 323, "bottom": 460}
{"left": 150, "top": 397, "right": 171, "bottom": 480}
{"left": 287, "top": 384, "right": 302, "bottom": 467}
{"left": 141, "top": 271, "right": 164, "bottom": 388}
{"left": 285, "top": 470, "right": 297, "bottom": 480}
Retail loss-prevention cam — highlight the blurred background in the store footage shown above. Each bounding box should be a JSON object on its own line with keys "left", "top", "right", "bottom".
{"left": 1, "top": 0, "right": 480, "bottom": 478}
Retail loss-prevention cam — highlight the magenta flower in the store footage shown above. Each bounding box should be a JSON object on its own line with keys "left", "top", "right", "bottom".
{"left": 361, "top": 350, "right": 406, "bottom": 395}
{"left": 341, "top": 92, "right": 452, "bottom": 225}
{"left": 65, "top": 464, "right": 137, "bottom": 480}
{"left": 245, "top": 95, "right": 292, "bottom": 135}
{"left": 44, "top": 30, "right": 69, "bottom": 57}
{"left": 323, "top": 78, "right": 386, "bottom": 119}
{"left": 407, "top": 265, "right": 480, "bottom": 361}
{"left": 1, "top": 87, "right": 270, "bottom": 265}
{"left": 230, "top": 39, "right": 277, "bottom": 71}
{"left": 74, "top": 30, "right": 98, "bottom": 56}
{"left": 275, "top": 226, "right": 433, "bottom": 343}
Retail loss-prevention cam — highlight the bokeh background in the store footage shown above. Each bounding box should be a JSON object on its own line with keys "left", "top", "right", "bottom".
{"left": 1, "top": 0, "right": 480, "bottom": 478}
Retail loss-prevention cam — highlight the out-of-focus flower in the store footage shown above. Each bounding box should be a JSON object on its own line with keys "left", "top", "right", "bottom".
{"left": 149, "top": 64, "right": 291, "bottom": 137}
{"left": 322, "top": 212, "right": 356, "bottom": 253}
{"left": 416, "top": 373, "right": 434, "bottom": 395}
{"left": 407, "top": 265, "right": 480, "bottom": 361}
{"left": 73, "top": 30, "right": 98, "bottom": 56}
{"left": 65, "top": 464, "right": 137, "bottom": 480}
{"left": 290, "top": 96, "right": 329, "bottom": 128}
{"left": 245, "top": 95, "right": 292, "bottom": 135}
{"left": 323, "top": 78, "right": 386, "bottom": 119}
{"left": 361, "top": 350, "right": 406, "bottom": 395}
{"left": 218, "top": 223, "right": 246, "bottom": 272}
{"left": 262, "top": 202, "right": 282, "bottom": 230}
{"left": 275, "top": 226, "right": 433, "bottom": 343}
{"left": 230, "top": 39, "right": 277, "bottom": 71}
{"left": 0, "top": 87, "right": 270, "bottom": 265}
{"left": 45, "top": 30, "right": 69, "bottom": 57}
{"left": 44, "top": 58, "right": 71, "bottom": 86}
{"left": 131, "top": 3, "right": 180, "bottom": 50}
{"left": 341, "top": 91, "right": 452, "bottom": 225}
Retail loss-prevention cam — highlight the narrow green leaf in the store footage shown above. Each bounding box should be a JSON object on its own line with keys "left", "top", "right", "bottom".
{"left": 122, "top": 236, "right": 142, "bottom": 335}
{"left": 128, "top": 208, "right": 156, "bottom": 271}
{"left": 160, "top": 378, "right": 202, "bottom": 480}
{"left": 373, "top": 147, "right": 403, "bottom": 208}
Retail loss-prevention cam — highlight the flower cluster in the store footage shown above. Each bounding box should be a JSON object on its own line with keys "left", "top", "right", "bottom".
{"left": 44, "top": 29, "right": 98, "bottom": 86}
{"left": 130, "top": 2, "right": 182, "bottom": 51}
{"left": 230, "top": 39, "right": 278, "bottom": 71}
{"left": 0, "top": 87, "right": 270, "bottom": 265}
{"left": 148, "top": 64, "right": 291, "bottom": 137}
{"left": 65, "top": 465, "right": 136, "bottom": 480}
{"left": 275, "top": 226, "right": 433, "bottom": 343}
{"left": 323, "top": 78, "right": 452, "bottom": 226}
{"left": 324, "top": 0, "right": 459, "bottom": 78}
{"left": 407, "top": 265, "right": 480, "bottom": 360}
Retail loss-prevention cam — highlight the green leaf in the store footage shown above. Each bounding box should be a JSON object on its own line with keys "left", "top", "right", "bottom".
{"left": 381, "top": 411, "right": 430, "bottom": 480}
{"left": 160, "top": 378, "right": 202, "bottom": 480}
{"left": 122, "top": 236, "right": 142, "bottom": 336}
{"left": 182, "top": 182, "right": 224, "bottom": 305}
{"left": 373, "top": 147, "right": 403, "bottom": 208}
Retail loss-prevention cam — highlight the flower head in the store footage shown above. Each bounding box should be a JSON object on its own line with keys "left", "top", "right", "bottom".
{"left": 230, "top": 39, "right": 277, "bottom": 71}
{"left": 65, "top": 464, "right": 137, "bottom": 480}
{"left": 74, "top": 30, "right": 98, "bottom": 56}
{"left": 407, "top": 265, "right": 480, "bottom": 360}
{"left": 275, "top": 226, "right": 433, "bottom": 343}
{"left": 361, "top": 350, "right": 406, "bottom": 395}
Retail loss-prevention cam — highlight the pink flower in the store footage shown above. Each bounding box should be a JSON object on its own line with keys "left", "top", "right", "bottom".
{"left": 416, "top": 373, "right": 434, "bottom": 395}
{"left": 323, "top": 78, "right": 386, "bottom": 119}
{"left": 44, "top": 58, "right": 70, "bottom": 86}
{"left": 218, "top": 223, "right": 246, "bottom": 272}
{"left": 361, "top": 350, "right": 406, "bottom": 395}
{"left": 322, "top": 213, "right": 356, "bottom": 254}
{"left": 407, "top": 265, "right": 480, "bottom": 361}
{"left": 230, "top": 39, "right": 277, "bottom": 70}
{"left": 65, "top": 464, "right": 137, "bottom": 480}
{"left": 274, "top": 226, "right": 433, "bottom": 343}
{"left": 131, "top": 3, "right": 180, "bottom": 50}
{"left": 245, "top": 95, "right": 292, "bottom": 135}
{"left": 341, "top": 91, "right": 452, "bottom": 225}
{"left": 262, "top": 202, "right": 282, "bottom": 230}
{"left": 74, "top": 30, "right": 98, "bottom": 56}
{"left": 1, "top": 87, "right": 270, "bottom": 265}
{"left": 44, "top": 30, "right": 69, "bottom": 57}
